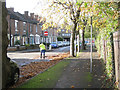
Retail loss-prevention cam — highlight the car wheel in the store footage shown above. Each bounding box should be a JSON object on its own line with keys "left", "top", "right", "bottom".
{"left": 12, "top": 70, "right": 19, "bottom": 84}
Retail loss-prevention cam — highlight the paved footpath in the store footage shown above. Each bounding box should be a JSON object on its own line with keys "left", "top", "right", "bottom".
{"left": 55, "top": 48, "right": 105, "bottom": 88}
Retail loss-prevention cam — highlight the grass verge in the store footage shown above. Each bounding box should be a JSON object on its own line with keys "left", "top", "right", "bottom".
{"left": 18, "top": 60, "right": 70, "bottom": 88}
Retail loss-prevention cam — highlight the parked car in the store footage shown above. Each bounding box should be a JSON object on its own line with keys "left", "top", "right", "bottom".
{"left": 6, "top": 58, "right": 20, "bottom": 87}
{"left": 66, "top": 41, "right": 70, "bottom": 46}
{"left": 50, "top": 42, "right": 59, "bottom": 48}
{"left": 62, "top": 41, "right": 67, "bottom": 46}
{"left": 58, "top": 41, "right": 63, "bottom": 47}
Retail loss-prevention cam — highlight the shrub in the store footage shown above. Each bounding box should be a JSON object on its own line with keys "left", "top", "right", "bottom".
{"left": 15, "top": 40, "right": 20, "bottom": 45}
{"left": 57, "top": 37, "right": 63, "bottom": 41}
{"left": 25, "top": 44, "right": 30, "bottom": 47}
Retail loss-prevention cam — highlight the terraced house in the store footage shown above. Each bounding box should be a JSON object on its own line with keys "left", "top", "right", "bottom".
{"left": 7, "top": 8, "right": 44, "bottom": 47}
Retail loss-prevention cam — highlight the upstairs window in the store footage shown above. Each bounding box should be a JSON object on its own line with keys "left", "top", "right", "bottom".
{"left": 30, "top": 24, "right": 33, "bottom": 33}
{"left": 23, "top": 22, "right": 26, "bottom": 28}
{"left": 36, "top": 25, "right": 37, "bottom": 33}
{"left": 23, "top": 22, "right": 26, "bottom": 32}
{"left": 15, "top": 20, "right": 18, "bottom": 31}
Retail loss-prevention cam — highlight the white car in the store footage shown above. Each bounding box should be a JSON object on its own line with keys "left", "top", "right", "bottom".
{"left": 58, "top": 41, "right": 63, "bottom": 47}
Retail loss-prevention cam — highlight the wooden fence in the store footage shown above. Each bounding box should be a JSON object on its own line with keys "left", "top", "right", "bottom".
{"left": 113, "top": 30, "right": 120, "bottom": 88}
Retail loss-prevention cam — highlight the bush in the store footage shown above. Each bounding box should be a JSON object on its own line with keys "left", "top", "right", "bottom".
{"left": 57, "top": 37, "right": 63, "bottom": 41}
{"left": 25, "top": 44, "right": 30, "bottom": 47}
{"left": 15, "top": 40, "right": 20, "bottom": 45}
{"left": 30, "top": 44, "right": 35, "bottom": 47}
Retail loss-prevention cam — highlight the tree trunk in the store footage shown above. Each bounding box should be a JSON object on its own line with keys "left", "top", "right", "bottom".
{"left": 70, "top": 22, "right": 77, "bottom": 57}
{"left": 77, "top": 30, "right": 80, "bottom": 52}
{"left": 81, "top": 29, "right": 85, "bottom": 50}
{"left": 2, "top": 2, "right": 12, "bottom": 88}
{"left": 81, "top": 19, "right": 87, "bottom": 50}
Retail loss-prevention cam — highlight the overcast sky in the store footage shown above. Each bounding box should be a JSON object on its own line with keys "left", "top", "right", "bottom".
{"left": 6, "top": 0, "right": 48, "bottom": 15}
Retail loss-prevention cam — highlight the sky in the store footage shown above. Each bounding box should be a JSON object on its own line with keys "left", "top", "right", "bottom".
{"left": 6, "top": 0, "right": 65, "bottom": 24}
{"left": 6, "top": 0, "right": 48, "bottom": 15}
{"left": 6, "top": 0, "right": 74, "bottom": 25}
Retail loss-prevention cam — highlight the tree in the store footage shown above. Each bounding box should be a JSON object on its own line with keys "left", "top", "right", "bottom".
{"left": 2, "top": 2, "right": 11, "bottom": 88}
{"left": 41, "top": 0, "right": 84, "bottom": 56}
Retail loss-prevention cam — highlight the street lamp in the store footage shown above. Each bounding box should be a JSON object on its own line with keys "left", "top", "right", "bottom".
{"left": 90, "top": 16, "right": 93, "bottom": 73}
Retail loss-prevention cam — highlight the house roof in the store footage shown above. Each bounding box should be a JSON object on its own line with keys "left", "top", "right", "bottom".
{"left": 7, "top": 9, "right": 42, "bottom": 25}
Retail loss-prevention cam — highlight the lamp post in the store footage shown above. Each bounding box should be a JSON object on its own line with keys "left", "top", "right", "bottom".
{"left": 90, "top": 16, "right": 93, "bottom": 73}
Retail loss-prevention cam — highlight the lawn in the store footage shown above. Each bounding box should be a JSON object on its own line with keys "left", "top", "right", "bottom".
{"left": 18, "top": 60, "right": 70, "bottom": 88}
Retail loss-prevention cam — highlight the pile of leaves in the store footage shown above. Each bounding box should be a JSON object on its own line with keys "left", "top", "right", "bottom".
{"left": 47, "top": 52, "right": 70, "bottom": 60}
{"left": 10, "top": 52, "right": 70, "bottom": 88}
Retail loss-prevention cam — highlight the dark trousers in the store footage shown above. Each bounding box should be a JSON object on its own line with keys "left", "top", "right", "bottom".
{"left": 40, "top": 50, "right": 46, "bottom": 58}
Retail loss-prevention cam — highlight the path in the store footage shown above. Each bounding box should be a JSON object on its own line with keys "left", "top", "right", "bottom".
{"left": 55, "top": 48, "right": 105, "bottom": 88}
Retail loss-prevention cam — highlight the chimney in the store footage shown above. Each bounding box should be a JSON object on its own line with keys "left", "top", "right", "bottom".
{"left": 30, "top": 13, "right": 34, "bottom": 19}
{"left": 7, "top": 7, "right": 14, "bottom": 12}
{"left": 35, "top": 15, "right": 39, "bottom": 20}
{"left": 24, "top": 11, "right": 29, "bottom": 17}
{"left": 39, "top": 16, "right": 42, "bottom": 21}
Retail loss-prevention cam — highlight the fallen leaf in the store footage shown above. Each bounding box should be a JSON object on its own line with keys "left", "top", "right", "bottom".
{"left": 95, "top": 75, "right": 97, "bottom": 77}
{"left": 88, "top": 85, "right": 91, "bottom": 87}
{"left": 71, "top": 85, "right": 74, "bottom": 88}
{"left": 98, "top": 79, "right": 101, "bottom": 81}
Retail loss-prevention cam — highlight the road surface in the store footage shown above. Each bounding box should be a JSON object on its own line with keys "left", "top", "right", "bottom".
{"left": 7, "top": 46, "right": 70, "bottom": 67}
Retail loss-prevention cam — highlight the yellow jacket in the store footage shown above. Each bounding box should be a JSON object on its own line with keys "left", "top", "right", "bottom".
{"left": 39, "top": 43, "right": 46, "bottom": 50}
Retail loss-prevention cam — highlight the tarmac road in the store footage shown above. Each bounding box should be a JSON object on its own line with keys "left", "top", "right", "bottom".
{"left": 7, "top": 46, "right": 70, "bottom": 67}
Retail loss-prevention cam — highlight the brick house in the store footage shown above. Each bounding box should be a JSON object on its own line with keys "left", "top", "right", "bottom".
{"left": 7, "top": 8, "right": 43, "bottom": 46}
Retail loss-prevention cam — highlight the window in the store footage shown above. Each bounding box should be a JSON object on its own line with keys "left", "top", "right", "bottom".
{"left": 36, "top": 25, "right": 37, "bottom": 33}
{"left": 23, "top": 30, "right": 26, "bottom": 33}
{"left": 30, "top": 24, "right": 32, "bottom": 32}
{"left": 23, "top": 22, "right": 26, "bottom": 27}
{"left": 15, "top": 20, "right": 18, "bottom": 31}
{"left": 23, "top": 22, "right": 26, "bottom": 33}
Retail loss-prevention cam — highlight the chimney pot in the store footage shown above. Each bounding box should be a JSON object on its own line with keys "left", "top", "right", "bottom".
{"left": 30, "top": 13, "right": 34, "bottom": 19}
{"left": 35, "top": 15, "right": 39, "bottom": 20}
{"left": 24, "top": 11, "right": 29, "bottom": 17}
{"left": 7, "top": 7, "right": 14, "bottom": 12}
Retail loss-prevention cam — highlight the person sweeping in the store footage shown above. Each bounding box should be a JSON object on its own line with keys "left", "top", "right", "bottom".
{"left": 39, "top": 43, "right": 46, "bottom": 59}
